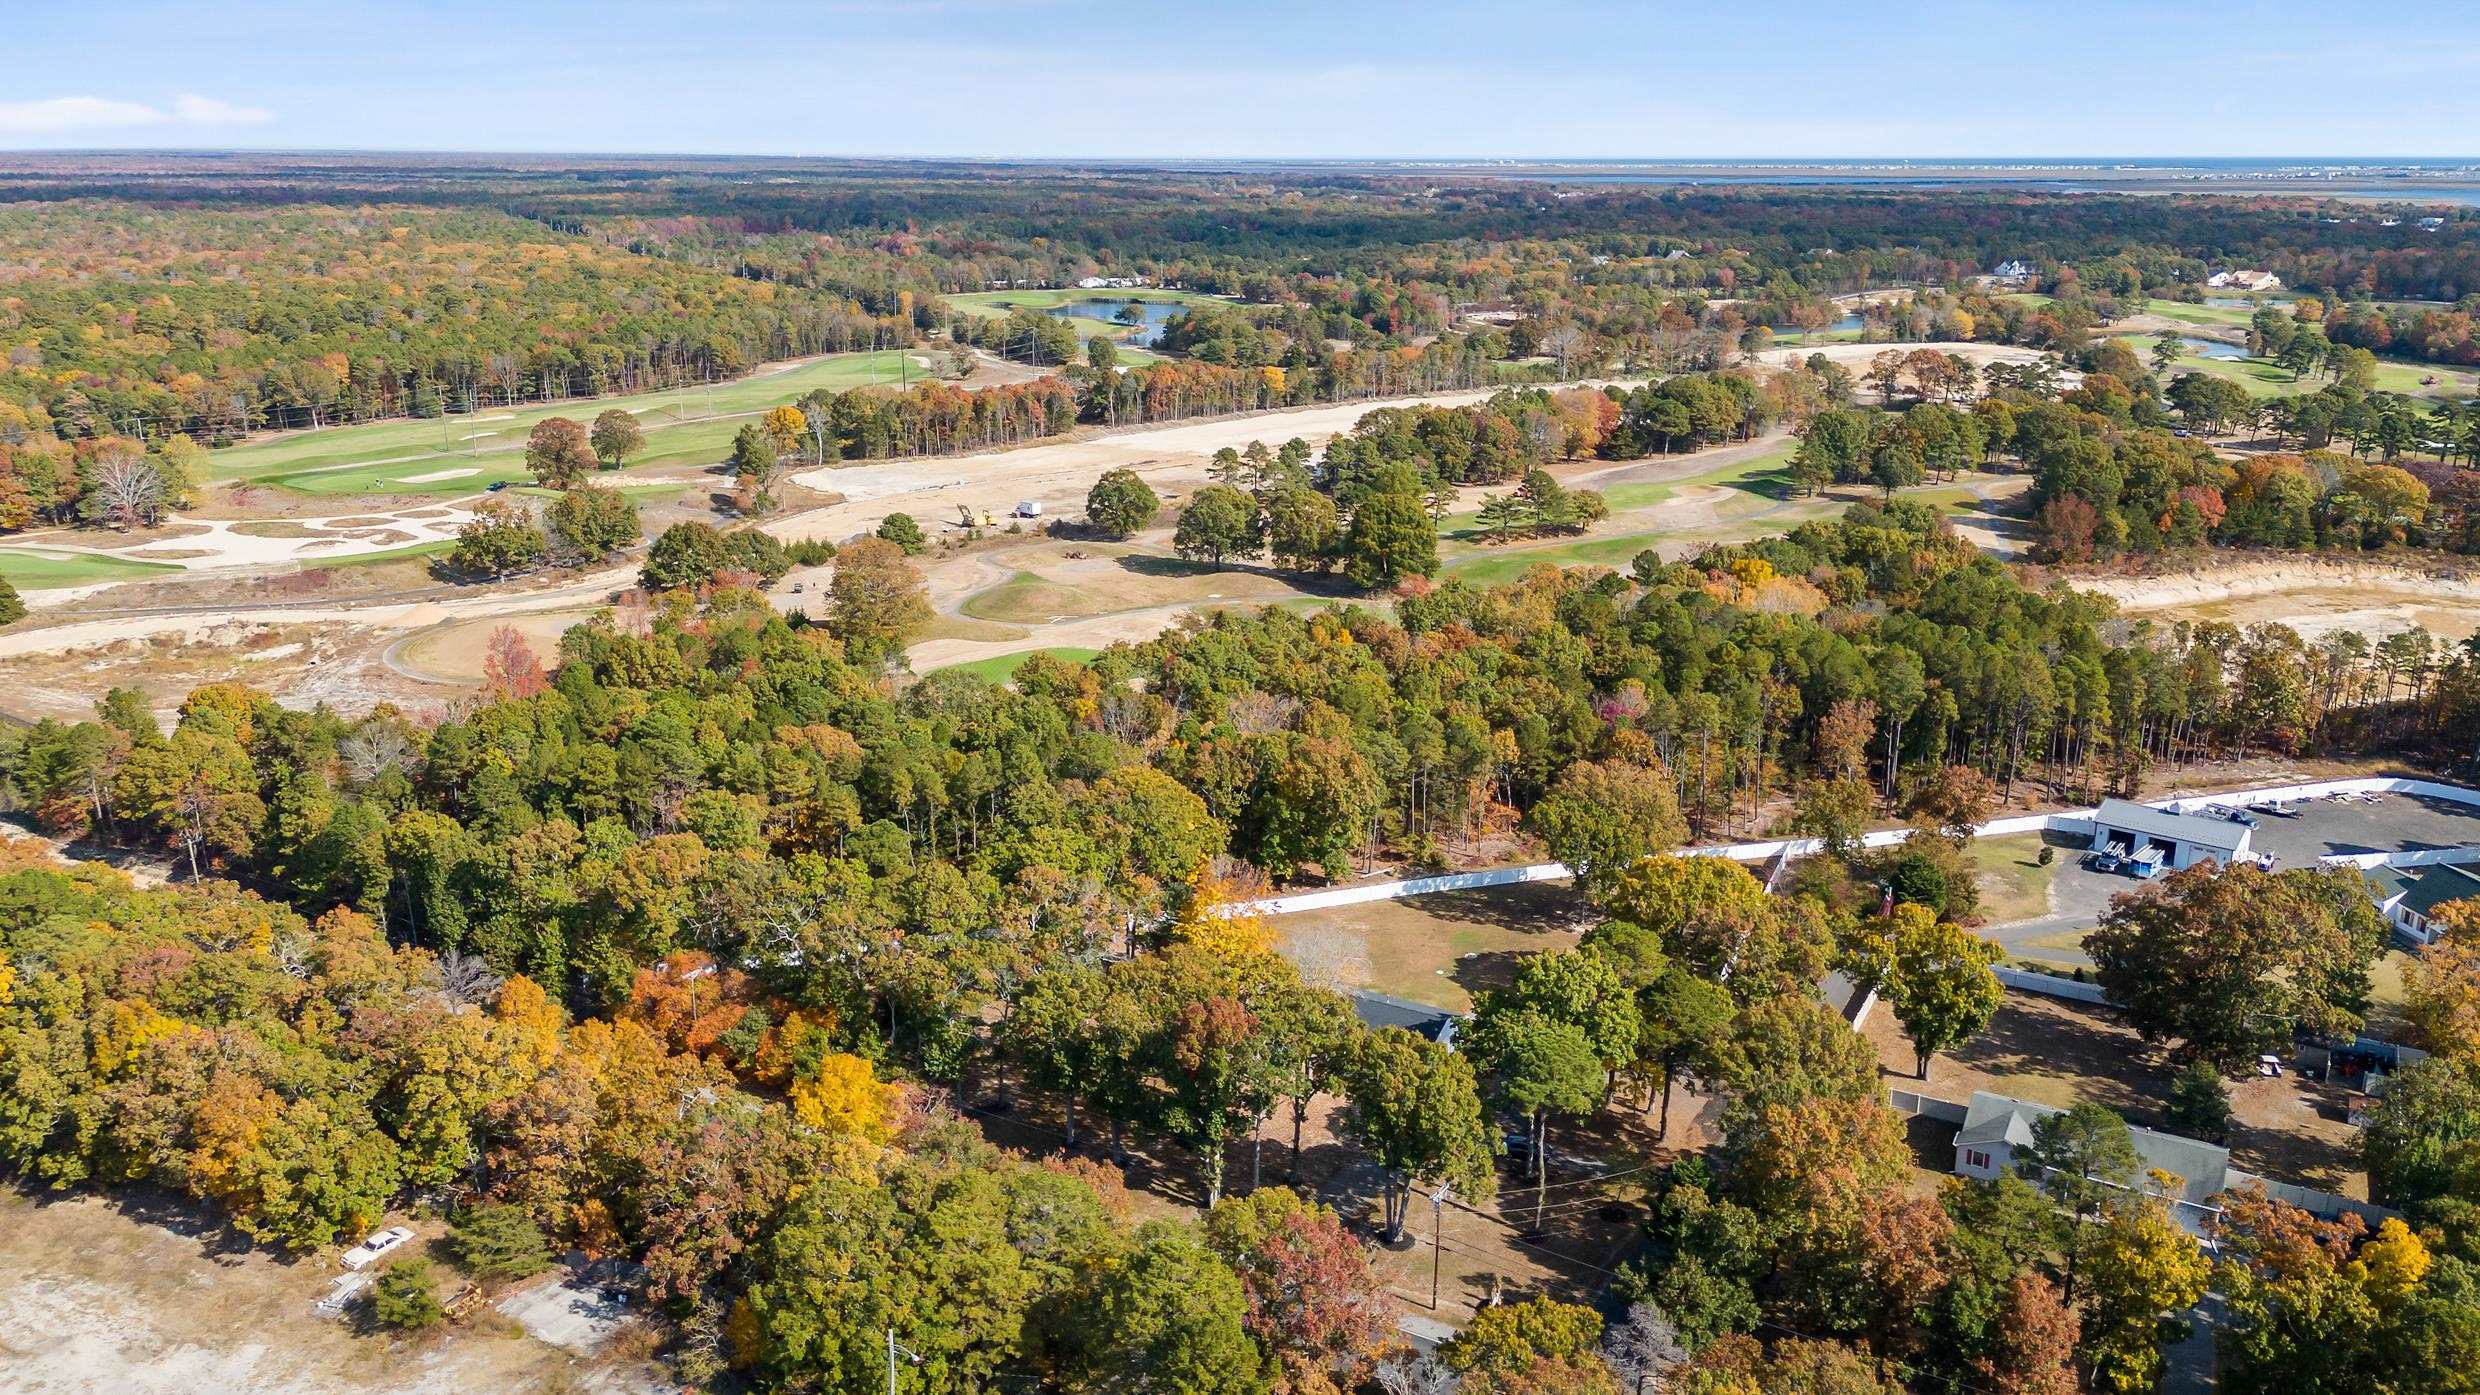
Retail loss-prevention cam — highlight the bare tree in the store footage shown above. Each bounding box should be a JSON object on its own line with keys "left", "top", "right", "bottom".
{"left": 431, "top": 950, "right": 504, "bottom": 1008}
{"left": 85, "top": 450, "right": 167, "bottom": 531}
{"left": 339, "top": 722, "right": 412, "bottom": 787}
{"left": 1375, "top": 1354, "right": 1460, "bottom": 1395}
{"left": 1600, "top": 1302, "right": 1688, "bottom": 1395}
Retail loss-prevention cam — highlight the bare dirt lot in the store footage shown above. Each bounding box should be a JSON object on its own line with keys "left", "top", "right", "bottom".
{"left": 2072, "top": 557, "right": 2480, "bottom": 643}
{"left": 0, "top": 1190, "right": 665, "bottom": 1395}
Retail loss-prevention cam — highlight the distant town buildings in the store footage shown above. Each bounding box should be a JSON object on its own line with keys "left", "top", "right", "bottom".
{"left": 1990, "top": 259, "right": 2034, "bottom": 281}
{"left": 2205, "top": 269, "right": 2283, "bottom": 291}
{"left": 1075, "top": 275, "right": 1151, "bottom": 290}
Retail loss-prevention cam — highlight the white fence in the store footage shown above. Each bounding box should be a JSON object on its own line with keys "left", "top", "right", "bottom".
{"left": 1993, "top": 965, "right": 2109, "bottom": 1004}
{"left": 1235, "top": 776, "right": 2480, "bottom": 919}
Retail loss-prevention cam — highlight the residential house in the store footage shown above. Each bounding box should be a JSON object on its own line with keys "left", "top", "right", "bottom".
{"left": 1951, "top": 1091, "right": 2392, "bottom": 1238}
{"left": 2365, "top": 860, "right": 2480, "bottom": 944}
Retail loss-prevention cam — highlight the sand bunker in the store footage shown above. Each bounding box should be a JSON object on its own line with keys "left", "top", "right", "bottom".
{"left": 398, "top": 467, "right": 482, "bottom": 484}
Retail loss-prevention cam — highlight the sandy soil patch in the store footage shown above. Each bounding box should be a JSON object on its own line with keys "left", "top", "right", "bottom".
{"left": 396, "top": 609, "right": 602, "bottom": 684}
{"left": 0, "top": 1191, "right": 665, "bottom": 1395}
{"left": 2074, "top": 558, "right": 2480, "bottom": 641}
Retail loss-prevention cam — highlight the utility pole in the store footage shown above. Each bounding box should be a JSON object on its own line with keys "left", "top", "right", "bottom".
{"left": 886, "top": 1328, "right": 923, "bottom": 1395}
{"left": 1430, "top": 1185, "right": 1452, "bottom": 1311}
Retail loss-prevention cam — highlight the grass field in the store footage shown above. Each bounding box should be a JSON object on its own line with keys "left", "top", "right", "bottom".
{"left": 0, "top": 547, "right": 184, "bottom": 590}
{"left": 2138, "top": 297, "right": 2276, "bottom": 328}
{"left": 1275, "top": 880, "right": 1590, "bottom": 1011}
{"left": 934, "top": 647, "right": 1102, "bottom": 684}
{"left": 207, "top": 349, "right": 942, "bottom": 493}
{"left": 1968, "top": 831, "right": 2063, "bottom": 923}
{"left": 2133, "top": 339, "right": 2476, "bottom": 400}
{"left": 1442, "top": 443, "right": 1801, "bottom": 584}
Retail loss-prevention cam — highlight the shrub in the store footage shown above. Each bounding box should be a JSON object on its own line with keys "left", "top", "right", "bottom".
{"left": 447, "top": 1205, "right": 554, "bottom": 1282}
{"left": 372, "top": 1258, "right": 447, "bottom": 1330}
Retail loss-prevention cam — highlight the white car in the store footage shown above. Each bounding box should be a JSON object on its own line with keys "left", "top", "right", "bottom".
{"left": 340, "top": 1226, "right": 415, "bottom": 1271}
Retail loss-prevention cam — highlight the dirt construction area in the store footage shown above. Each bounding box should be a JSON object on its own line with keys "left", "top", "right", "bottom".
{"left": 0, "top": 1190, "right": 665, "bottom": 1395}
{"left": 2072, "top": 557, "right": 2480, "bottom": 643}
{"left": 1273, "top": 879, "right": 1595, "bottom": 1012}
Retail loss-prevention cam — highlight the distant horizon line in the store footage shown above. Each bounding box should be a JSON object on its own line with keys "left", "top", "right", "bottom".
{"left": 3, "top": 148, "right": 2479, "bottom": 166}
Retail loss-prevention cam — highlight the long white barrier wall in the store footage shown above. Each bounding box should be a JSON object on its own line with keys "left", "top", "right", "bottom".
{"left": 1233, "top": 776, "right": 2480, "bottom": 918}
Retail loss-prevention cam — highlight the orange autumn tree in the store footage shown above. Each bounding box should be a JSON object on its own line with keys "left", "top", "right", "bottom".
{"left": 621, "top": 950, "right": 756, "bottom": 1061}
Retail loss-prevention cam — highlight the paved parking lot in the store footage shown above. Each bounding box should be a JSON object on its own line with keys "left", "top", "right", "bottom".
{"left": 1986, "top": 791, "right": 2480, "bottom": 967}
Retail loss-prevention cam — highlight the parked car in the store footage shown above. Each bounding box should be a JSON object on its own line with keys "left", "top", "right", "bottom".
{"left": 2083, "top": 850, "right": 2123, "bottom": 874}
{"left": 340, "top": 1226, "right": 415, "bottom": 1271}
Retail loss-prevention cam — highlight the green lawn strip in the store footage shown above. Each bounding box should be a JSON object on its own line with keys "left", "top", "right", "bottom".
{"left": 1439, "top": 444, "right": 1794, "bottom": 541}
{"left": 2138, "top": 298, "right": 2266, "bottom": 328}
{"left": 1967, "top": 831, "right": 2061, "bottom": 923}
{"left": 0, "top": 547, "right": 185, "bottom": 589}
{"left": 1445, "top": 530, "right": 1674, "bottom": 586}
{"left": 259, "top": 458, "right": 534, "bottom": 497}
{"left": 933, "top": 647, "right": 1102, "bottom": 685}
{"left": 310, "top": 539, "right": 458, "bottom": 569}
{"left": 209, "top": 350, "right": 937, "bottom": 483}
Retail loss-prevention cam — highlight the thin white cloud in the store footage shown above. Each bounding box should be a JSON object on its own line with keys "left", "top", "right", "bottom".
{"left": 0, "top": 93, "right": 274, "bottom": 137}
{"left": 171, "top": 94, "right": 274, "bottom": 126}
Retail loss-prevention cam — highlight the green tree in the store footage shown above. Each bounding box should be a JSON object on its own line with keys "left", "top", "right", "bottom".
{"left": 1340, "top": 489, "right": 1438, "bottom": 590}
{"left": 523, "top": 415, "right": 595, "bottom": 489}
{"left": 1173, "top": 484, "right": 1260, "bottom": 568}
{"left": 1337, "top": 1027, "right": 1496, "bottom": 1242}
{"left": 589, "top": 409, "right": 643, "bottom": 469}
{"left": 2089, "top": 864, "right": 2385, "bottom": 1071}
{"left": 1525, "top": 758, "right": 1689, "bottom": 898}
{"left": 874, "top": 512, "right": 927, "bottom": 555}
{"left": 1467, "top": 1008, "right": 1603, "bottom": 1226}
{"left": 1633, "top": 966, "right": 1735, "bottom": 1140}
{"left": 2021, "top": 1101, "right": 2139, "bottom": 1298}
{"left": 638, "top": 520, "right": 726, "bottom": 589}
{"left": 1440, "top": 1297, "right": 1604, "bottom": 1375}
{"left": 447, "top": 1204, "right": 553, "bottom": 1282}
{"left": 1076, "top": 1222, "right": 1262, "bottom": 1395}
{"left": 542, "top": 483, "right": 639, "bottom": 562}
{"left": 372, "top": 1258, "right": 447, "bottom": 1330}
{"left": 1881, "top": 914, "right": 2004, "bottom": 1081}
{"left": 1085, "top": 467, "right": 1159, "bottom": 539}
{"left": 2165, "top": 1058, "right": 2233, "bottom": 1141}
{"left": 445, "top": 497, "right": 547, "bottom": 581}
{"left": 0, "top": 575, "right": 22, "bottom": 628}
{"left": 2361, "top": 1053, "right": 2480, "bottom": 1222}
{"left": 1262, "top": 485, "right": 1340, "bottom": 571}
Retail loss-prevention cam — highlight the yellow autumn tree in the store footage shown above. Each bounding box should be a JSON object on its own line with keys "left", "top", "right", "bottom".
{"left": 2345, "top": 1217, "right": 2431, "bottom": 1307}
{"left": 1166, "top": 872, "right": 1273, "bottom": 958}
{"left": 788, "top": 1051, "right": 897, "bottom": 1149}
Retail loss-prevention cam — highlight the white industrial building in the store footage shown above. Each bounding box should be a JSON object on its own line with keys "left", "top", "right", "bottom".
{"left": 2087, "top": 798, "right": 2254, "bottom": 872}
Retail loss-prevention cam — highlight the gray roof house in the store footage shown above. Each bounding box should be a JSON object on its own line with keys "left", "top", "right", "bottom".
{"left": 1951, "top": 1090, "right": 2391, "bottom": 1237}
{"left": 2365, "top": 861, "right": 2480, "bottom": 945}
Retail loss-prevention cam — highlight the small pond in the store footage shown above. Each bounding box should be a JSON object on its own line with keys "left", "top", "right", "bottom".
{"left": 1042, "top": 297, "right": 1192, "bottom": 347}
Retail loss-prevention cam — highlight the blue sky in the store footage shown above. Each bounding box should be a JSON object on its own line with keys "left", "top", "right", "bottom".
{"left": 11, "top": 1, "right": 2477, "bottom": 159}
